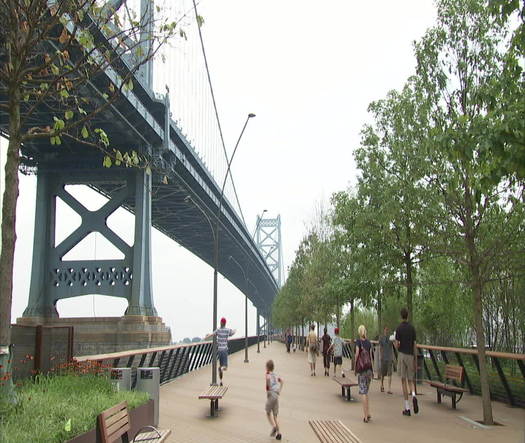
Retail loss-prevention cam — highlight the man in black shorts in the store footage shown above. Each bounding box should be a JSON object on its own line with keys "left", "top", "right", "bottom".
{"left": 395, "top": 308, "right": 419, "bottom": 416}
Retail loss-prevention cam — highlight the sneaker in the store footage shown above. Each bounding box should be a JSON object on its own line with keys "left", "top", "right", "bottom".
{"left": 270, "top": 427, "right": 277, "bottom": 437}
{"left": 413, "top": 396, "right": 419, "bottom": 414}
{"left": 402, "top": 409, "right": 411, "bottom": 416}
{"left": 276, "top": 433, "right": 282, "bottom": 440}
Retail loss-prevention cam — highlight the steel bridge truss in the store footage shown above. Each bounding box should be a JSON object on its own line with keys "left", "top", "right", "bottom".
{"left": 255, "top": 215, "right": 284, "bottom": 288}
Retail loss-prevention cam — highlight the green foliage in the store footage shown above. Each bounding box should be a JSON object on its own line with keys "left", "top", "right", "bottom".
{"left": 0, "top": 374, "right": 149, "bottom": 443}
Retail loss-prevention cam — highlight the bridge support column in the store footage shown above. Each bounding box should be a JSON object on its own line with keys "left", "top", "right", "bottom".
{"left": 23, "top": 167, "right": 157, "bottom": 319}
{"left": 126, "top": 169, "right": 156, "bottom": 316}
{"left": 23, "top": 172, "right": 58, "bottom": 318}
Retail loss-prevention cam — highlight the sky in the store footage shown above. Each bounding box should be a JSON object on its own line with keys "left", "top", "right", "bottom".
{"left": 2, "top": 0, "right": 437, "bottom": 342}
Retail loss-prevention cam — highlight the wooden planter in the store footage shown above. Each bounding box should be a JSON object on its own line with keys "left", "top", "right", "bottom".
{"left": 67, "top": 399, "right": 154, "bottom": 443}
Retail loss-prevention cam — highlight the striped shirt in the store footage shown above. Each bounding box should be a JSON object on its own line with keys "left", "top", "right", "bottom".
{"left": 266, "top": 371, "right": 282, "bottom": 394}
{"left": 214, "top": 327, "right": 234, "bottom": 350}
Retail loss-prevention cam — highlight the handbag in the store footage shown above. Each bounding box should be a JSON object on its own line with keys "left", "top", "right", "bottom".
{"left": 355, "top": 343, "right": 372, "bottom": 373}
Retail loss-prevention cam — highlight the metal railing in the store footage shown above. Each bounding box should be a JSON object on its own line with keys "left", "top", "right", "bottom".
{"left": 285, "top": 334, "right": 525, "bottom": 408}
{"left": 76, "top": 335, "right": 265, "bottom": 386}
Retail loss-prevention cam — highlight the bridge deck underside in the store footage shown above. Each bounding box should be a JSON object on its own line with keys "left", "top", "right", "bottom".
{"left": 1, "top": 56, "right": 276, "bottom": 312}
{"left": 158, "top": 342, "right": 524, "bottom": 443}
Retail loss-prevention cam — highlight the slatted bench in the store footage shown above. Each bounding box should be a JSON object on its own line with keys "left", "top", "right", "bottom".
{"left": 309, "top": 420, "right": 361, "bottom": 443}
{"left": 98, "top": 401, "right": 171, "bottom": 443}
{"left": 333, "top": 377, "right": 358, "bottom": 401}
{"left": 427, "top": 364, "right": 468, "bottom": 409}
{"left": 198, "top": 385, "right": 228, "bottom": 417}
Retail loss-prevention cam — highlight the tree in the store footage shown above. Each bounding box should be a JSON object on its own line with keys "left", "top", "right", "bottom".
{"left": 485, "top": 0, "right": 525, "bottom": 181}
{"left": 354, "top": 80, "right": 436, "bottom": 323}
{"left": 0, "top": 0, "right": 180, "bottom": 406}
{"left": 414, "top": 0, "right": 525, "bottom": 424}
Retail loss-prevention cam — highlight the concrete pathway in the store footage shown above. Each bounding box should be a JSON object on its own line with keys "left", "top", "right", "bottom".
{"left": 159, "top": 341, "right": 525, "bottom": 442}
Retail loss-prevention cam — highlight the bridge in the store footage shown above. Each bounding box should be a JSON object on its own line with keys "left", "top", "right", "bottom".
{"left": 0, "top": 0, "right": 282, "bottom": 330}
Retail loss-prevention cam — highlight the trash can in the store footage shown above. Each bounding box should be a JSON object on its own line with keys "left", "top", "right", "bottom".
{"left": 136, "top": 367, "right": 160, "bottom": 426}
{"left": 416, "top": 354, "right": 424, "bottom": 385}
{"left": 110, "top": 368, "right": 132, "bottom": 391}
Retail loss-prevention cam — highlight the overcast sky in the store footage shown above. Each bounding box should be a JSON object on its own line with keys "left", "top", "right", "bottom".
{"left": 2, "top": 0, "right": 437, "bottom": 342}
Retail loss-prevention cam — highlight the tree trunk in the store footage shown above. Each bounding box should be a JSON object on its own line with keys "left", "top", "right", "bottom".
{"left": 405, "top": 254, "right": 413, "bottom": 323}
{"left": 377, "top": 288, "right": 382, "bottom": 338}
{"left": 462, "top": 170, "right": 493, "bottom": 425}
{"left": 470, "top": 257, "right": 494, "bottom": 425}
{"left": 0, "top": 84, "right": 22, "bottom": 406}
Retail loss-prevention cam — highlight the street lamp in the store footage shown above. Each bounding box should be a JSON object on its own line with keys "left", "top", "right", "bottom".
{"left": 210, "top": 113, "right": 256, "bottom": 384}
{"left": 228, "top": 255, "right": 250, "bottom": 363}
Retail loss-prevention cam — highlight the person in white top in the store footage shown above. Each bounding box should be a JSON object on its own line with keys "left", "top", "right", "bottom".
{"left": 265, "top": 360, "right": 283, "bottom": 440}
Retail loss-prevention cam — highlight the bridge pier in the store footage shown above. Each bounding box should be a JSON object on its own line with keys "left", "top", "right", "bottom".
{"left": 23, "top": 167, "right": 157, "bottom": 319}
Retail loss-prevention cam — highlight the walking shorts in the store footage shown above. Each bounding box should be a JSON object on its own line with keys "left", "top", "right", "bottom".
{"left": 265, "top": 391, "right": 279, "bottom": 416}
{"left": 218, "top": 349, "right": 228, "bottom": 368}
{"left": 397, "top": 352, "right": 415, "bottom": 380}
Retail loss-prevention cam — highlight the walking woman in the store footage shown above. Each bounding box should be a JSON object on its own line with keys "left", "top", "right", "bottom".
{"left": 306, "top": 324, "right": 318, "bottom": 376}
{"left": 321, "top": 327, "right": 332, "bottom": 376}
{"left": 355, "top": 325, "right": 373, "bottom": 422}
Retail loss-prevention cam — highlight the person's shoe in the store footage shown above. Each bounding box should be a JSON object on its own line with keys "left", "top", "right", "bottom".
{"left": 270, "top": 427, "right": 277, "bottom": 437}
{"left": 342, "top": 373, "right": 345, "bottom": 378}
{"left": 402, "top": 409, "right": 411, "bottom": 416}
{"left": 380, "top": 386, "right": 384, "bottom": 392}
{"left": 413, "top": 396, "right": 419, "bottom": 414}
{"left": 276, "top": 433, "right": 282, "bottom": 440}
{"left": 220, "top": 382, "right": 223, "bottom": 386}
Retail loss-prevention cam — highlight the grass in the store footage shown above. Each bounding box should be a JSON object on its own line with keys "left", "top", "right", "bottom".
{"left": 0, "top": 373, "right": 149, "bottom": 443}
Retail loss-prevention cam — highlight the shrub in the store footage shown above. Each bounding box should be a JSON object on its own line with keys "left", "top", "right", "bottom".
{"left": 0, "top": 367, "right": 149, "bottom": 443}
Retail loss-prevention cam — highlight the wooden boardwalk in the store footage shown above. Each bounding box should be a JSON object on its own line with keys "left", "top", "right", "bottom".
{"left": 158, "top": 342, "right": 524, "bottom": 442}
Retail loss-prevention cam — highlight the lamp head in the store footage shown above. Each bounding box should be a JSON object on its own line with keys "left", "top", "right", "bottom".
{"left": 248, "top": 113, "right": 256, "bottom": 118}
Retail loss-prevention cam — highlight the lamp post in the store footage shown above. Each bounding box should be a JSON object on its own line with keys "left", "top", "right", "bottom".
{"left": 256, "top": 309, "right": 260, "bottom": 353}
{"left": 210, "top": 113, "right": 256, "bottom": 384}
{"left": 228, "top": 255, "right": 250, "bottom": 363}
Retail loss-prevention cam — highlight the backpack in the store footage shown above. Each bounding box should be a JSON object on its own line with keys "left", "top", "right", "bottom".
{"left": 308, "top": 335, "right": 319, "bottom": 354}
{"left": 355, "top": 342, "right": 372, "bottom": 373}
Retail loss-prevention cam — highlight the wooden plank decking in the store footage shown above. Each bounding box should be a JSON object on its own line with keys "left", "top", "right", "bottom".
{"left": 157, "top": 342, "right": 525, "bottom": 442}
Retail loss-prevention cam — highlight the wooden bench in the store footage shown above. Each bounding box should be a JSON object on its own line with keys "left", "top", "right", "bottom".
{"left": 309, "top": 420, "right": 361, "bottom": 443}
{"left": 333, "top": 377, "right": 358, "bottom": 401}
{"left": 98, "top": 401, "right": 171, "bottom": 443}
{"left": 427, "top": 364, "right": 468, "bottom": 409}
{"left": 198, "top": 385, "right": 228, "bottom": 417}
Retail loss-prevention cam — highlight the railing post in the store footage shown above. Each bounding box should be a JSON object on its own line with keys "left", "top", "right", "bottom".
{"left": 173, "top": 347, "right": 187, "bottom": 378}
{"left": 493, "top": 357, "right": 515, "bottom": 406}
{"left": 148, "top": 352, "right": 158, "bottom": 367}
{"left": 517, "top": 359, "right": 525, "bottom": 380}
{"left": 419, "top": 348, "right": 431, "bottom": 380}
{"left": 138, "top": 353, "right": 148, "bottom": 368}
{"left": 429, "top": 350, "right": 441, "bottom": 381}
{"left": 126, "top": 355, "right": 135, "bottom": 368}
{"left": 168, "top": 348, "right": 181, "bottom": 381}
{"left": 455, "top": 352, "right": 473, "bottom": 394}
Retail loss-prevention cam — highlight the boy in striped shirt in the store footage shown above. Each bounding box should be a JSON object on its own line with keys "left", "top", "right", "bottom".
{"left": 206, "top": 317, "right": 236, "bottom": 385}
